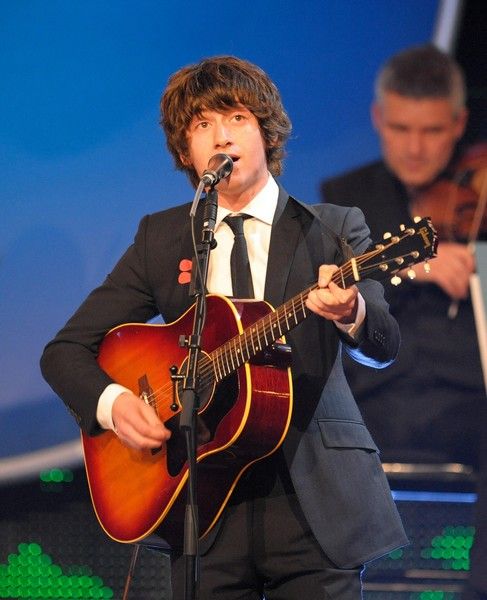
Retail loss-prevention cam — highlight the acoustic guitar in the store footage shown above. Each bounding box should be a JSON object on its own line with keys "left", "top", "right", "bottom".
{"left": 81, "top": 217, "right": 437, "bottom": 547}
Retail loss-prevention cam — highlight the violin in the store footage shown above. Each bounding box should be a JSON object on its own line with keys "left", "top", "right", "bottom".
{"left": 411, "top": 141, "right": 487, "bottom": 243}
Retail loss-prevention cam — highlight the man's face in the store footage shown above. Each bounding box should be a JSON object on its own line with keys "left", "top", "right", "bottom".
{"left": 183, "top": 106, "right": 269, "bottom": 208}
{"left": 372, "top": 91, "right": 467, "bottom": 188}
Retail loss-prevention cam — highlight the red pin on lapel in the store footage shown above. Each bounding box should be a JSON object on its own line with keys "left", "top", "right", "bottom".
{"left": 178, "top": 259, "right": 192, "bottom": 284}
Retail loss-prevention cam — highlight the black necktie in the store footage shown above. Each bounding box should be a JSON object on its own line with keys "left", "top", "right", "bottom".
{"left": 223, "top": 214, "right": 255, "bottom": 299}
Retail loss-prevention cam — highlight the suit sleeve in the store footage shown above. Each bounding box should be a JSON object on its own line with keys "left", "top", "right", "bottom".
{"left": 335, "top": 205, "right": 401, "bottom": 368}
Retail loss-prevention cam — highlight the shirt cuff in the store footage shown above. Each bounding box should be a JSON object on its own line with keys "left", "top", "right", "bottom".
{"left": 334, "top": 293, "right": 366, "bottom": 338}
{"left": 96, "top": 383, "right": 132, "bottom": 431}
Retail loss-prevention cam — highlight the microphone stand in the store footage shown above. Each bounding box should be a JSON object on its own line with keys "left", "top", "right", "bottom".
{"left": 177, "top": 185, "right": 218, "bottom": 600}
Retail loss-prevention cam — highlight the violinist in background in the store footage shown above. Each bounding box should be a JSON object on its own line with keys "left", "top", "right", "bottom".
{"left": 322, "top": 44, "right": 487, "bottom": 600}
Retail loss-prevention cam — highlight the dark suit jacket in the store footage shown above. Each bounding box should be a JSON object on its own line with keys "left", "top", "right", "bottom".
{"left": 41, "top": 185, "right": 408, "bottom": 568}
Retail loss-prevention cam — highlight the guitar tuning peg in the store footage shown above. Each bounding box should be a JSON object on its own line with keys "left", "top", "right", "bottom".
{"left": 413, "top": 215, "right": 421, "bottom": 223}
{"left": 424, "top": 260, "right": 431, "bottom": 274}
{"left": 383, "top": 232, "right": 392, "bottom": 240}
{"left": 407, "top": 268, "right": 416, "bottom": 280}
{"left": 391, "top": 275, "right": 402, "bottom": 286}
{"left": 399, "top": 224, "right": 405, "bottom": 231}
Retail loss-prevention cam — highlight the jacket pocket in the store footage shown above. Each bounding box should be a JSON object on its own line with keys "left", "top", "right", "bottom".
{"left": 318, "top": 419, "right": 379, "bottom": 453}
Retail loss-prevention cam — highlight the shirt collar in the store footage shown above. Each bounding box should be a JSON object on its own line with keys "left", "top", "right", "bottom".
{"left": 215, "top": 175, "right": 279, "bottom": 228}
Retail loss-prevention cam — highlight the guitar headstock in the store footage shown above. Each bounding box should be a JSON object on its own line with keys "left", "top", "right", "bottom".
{"left": 340, "top": 216, "right": 438, "bottom": 286}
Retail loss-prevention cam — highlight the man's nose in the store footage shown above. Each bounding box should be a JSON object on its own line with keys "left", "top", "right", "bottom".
{"left": 213, "top": 122, "right": 232, "bottom": 148}
{"left": 406, "top": 131, "right": 424, "bottom": 155}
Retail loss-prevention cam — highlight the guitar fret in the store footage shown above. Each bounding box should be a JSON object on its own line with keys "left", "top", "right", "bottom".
{"left": 262, "top": 316, "right": 270, "bottom": 347}
{"left": 276, "top": 317, "right": 283, "bottom": 336}
{"left": 214, "top": 348, "right": 224, "bottom": 379}
{"left": 237, "top": 336, "right": 244, "bottom": 362}
{"left": 249, "top": 327, "right": 257, "bottom": 354}
{"left": 283, "top": 307, "right": 290, "bottom": 331}
{"left": 223, "top": 346, "right": 232, "bottom": 377}
{"left": 292, "top": 298, "right": 300, "bottom": 323}
{"left": 240, "top": 335, "right": 249, "bottom": 362}
{"left": 255, "top": 324, "right": 262, "bottom": 353}
{"left": 234, "top": 336, "right": 242, "bottom": 368}
{"left": 229, "top": 339, "right": 237, "bottom": 372}
{"left": 264, "top": 314, "right": 272, "bottom": 346}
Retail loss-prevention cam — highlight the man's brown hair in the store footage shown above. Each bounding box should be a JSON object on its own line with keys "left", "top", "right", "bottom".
{"left": 160, "top": 56, "right": 292, "bottom": 187}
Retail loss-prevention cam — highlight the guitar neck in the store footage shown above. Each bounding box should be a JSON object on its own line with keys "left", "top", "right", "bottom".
{"left": 210, "top": 273, "right": 341, "bottom": 384}
{"left": 208, "top": 216, "right": 438, "bottom": 384}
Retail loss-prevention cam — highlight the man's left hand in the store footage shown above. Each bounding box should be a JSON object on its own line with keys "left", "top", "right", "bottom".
{"left": 306, "top": 264, "right": 359, "bottom": 323}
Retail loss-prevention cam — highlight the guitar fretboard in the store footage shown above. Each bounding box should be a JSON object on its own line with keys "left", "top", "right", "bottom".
{"left": 203, "top": 217, "right": 436, "bottom": 385}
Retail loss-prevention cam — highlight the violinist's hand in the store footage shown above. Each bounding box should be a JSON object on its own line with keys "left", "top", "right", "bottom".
{"left": 112, "top": 391, "right": 171, "bottom": 451}
{"left": 405, "top": 241, "right": 475, "bottom": 300}
{"left": 306, "top": 264, "right": 359, "bottom": 323}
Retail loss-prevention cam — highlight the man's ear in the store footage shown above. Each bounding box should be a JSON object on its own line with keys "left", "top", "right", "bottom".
{"left": 454, "top": 107, "right": 468, "bottom": 141}
{"left": 370, "top": 102, "right": 382, "bottom": 132}
{"left": 179, "top": 152, "right": 190, "bottom": 167}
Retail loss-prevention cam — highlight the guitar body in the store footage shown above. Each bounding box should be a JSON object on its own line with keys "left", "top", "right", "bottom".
{"left": 81, "top": 295, "right": 293, "bottom": 547}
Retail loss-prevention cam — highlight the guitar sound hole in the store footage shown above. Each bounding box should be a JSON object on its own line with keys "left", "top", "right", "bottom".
{"left": 165, "top": 374, "right": 239, "bottom": 477}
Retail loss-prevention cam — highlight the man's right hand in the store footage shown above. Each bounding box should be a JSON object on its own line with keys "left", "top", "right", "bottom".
{"left": 112, "top": 391, "right": 172, "bottom": 451}
{"left": 407, "top": 241, "right": 475, "bottom": 300}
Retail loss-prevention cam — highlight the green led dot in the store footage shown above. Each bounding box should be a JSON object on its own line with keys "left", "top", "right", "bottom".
{"left": 78, "top": 576, "right": 91, "bottom": 588}
{"left": 63, "top": 469, "right": 74, "bottom": 482}
{"left": 50, "top": 468, "right": 64, "bottom": 483}
{"left": 50, "top": 565, "right": 62, "bottom": 577}
{"left": 39, "top": 470, "right": 51, "bottom": 482}
{"left": 101, "top": 587, "right": 114, "bottom": 599}
{"left": 28, "top": 543, "right": 42, "bottom": 556}
{"left": 18, "top": 543, "right": 30, "bottom": 556}
{"left": 40, "top": 554, "right": 52, "bottom": 567}
{"left": 8, "top": 565, "right": 20, "bottom": 577}
{"left": 452, "top": 537, "right": 464, "bottom": 549}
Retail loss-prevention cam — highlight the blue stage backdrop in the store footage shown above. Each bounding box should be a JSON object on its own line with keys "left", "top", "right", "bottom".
{"left": 0, "top": 0, "right": 439, "bottom": 479}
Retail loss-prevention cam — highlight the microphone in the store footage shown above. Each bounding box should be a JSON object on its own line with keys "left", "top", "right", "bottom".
{"left": 200, "top": 153, "right": 233, "bottom": 187}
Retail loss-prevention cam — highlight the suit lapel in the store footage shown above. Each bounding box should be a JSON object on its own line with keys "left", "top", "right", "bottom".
{"left": 264, "top": 187, "right": 303, "bottom": 307}
{"left": 170, "top": 203, "right": 206, "bottom": 317}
